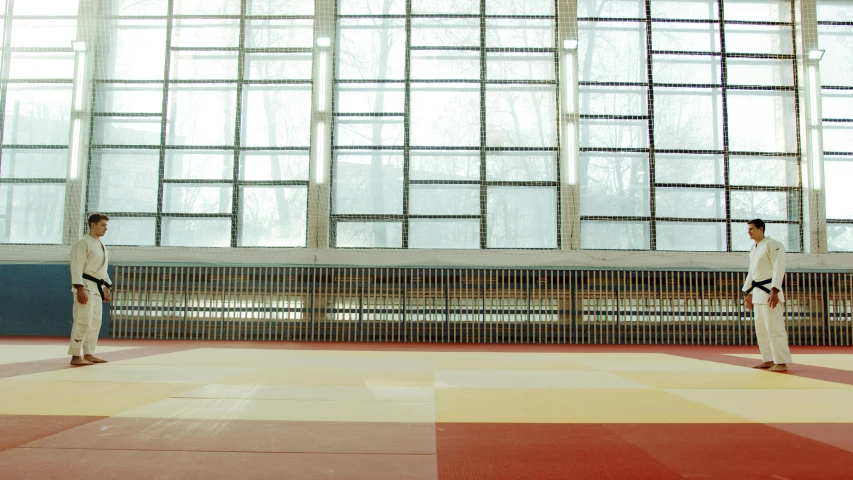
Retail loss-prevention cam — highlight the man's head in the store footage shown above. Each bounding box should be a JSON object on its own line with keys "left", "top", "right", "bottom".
{"left": 88, "top": 213, "right": 109, "bottom": 238}
{"left": 747, "top": 218, "right": 765, "bottom": 243}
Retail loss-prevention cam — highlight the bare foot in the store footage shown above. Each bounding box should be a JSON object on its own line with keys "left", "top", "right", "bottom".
{"left": 70, "top": 356, "right": 93, "bottom": 366}
{"left": 751, "top": 361, "right": 774, "bottom": 369}
{"left": 768, "top": 364, "right": 788, "bottom": 373}
{"left": 84, "top": 355, "right": 108, "bottom": 364}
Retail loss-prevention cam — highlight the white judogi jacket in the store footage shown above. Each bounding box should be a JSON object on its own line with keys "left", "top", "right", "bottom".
{"left": 742, "top": 236, "right": 786, "bottom": 304}
{"left": 70, "top": 235, "right": 111, "bottom": 294}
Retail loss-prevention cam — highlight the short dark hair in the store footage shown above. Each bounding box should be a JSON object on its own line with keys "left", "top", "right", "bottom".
{"left": 88, "top": 213, "right": 110, "bottom": 227}
{"left": 748, "top": 218, "right": 765, "bottom": 231}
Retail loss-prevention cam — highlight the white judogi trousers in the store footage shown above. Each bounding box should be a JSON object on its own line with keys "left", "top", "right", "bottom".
{"left": 753, "top": 303, "right": 792, "bottom": 364}
{"left": 67, "top": 291, "right": 103, "bottom": 356}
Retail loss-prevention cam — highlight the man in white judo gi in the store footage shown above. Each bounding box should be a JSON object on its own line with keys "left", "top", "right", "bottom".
{"left": 68, "top": 213, "right": 113, "bottom": 366}
{"left": 742, "top": 218, "right": 791, "bottom": 373}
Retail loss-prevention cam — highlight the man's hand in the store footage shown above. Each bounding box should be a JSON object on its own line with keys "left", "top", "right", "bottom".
{"left": 769, "top": 289, "right": 780, "bottom": 308}
{"left": 76, "top": 286, "right": 88, "bottom": 305}
{"left": 745, "top": 294, "right": 753, "bottom": 311}
{"left": 103, "top": 289, "right": 111, "bottom": 303}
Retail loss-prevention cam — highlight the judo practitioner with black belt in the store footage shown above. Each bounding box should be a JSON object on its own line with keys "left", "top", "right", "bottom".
{"left": 68, "top": 213, "right": 113, "bottom": 366}
{"left": 742, "top": 218, "right": 791, "bottom": 373}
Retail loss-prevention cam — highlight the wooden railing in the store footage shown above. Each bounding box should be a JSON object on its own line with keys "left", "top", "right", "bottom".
{"left": 110, "top": 266, "right": 853, "bottom": 346}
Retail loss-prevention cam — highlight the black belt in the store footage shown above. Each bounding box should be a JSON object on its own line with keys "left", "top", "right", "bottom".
{"left": 746, "top": 279, "right": 772, "bottom": 295}
{"left": 82, "top": 273, "right": 112, "bottom": 300}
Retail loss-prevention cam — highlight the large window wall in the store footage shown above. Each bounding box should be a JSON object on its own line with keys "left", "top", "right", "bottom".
{"left": 0, "top": 0, "right": 78, "bottom": 244}
{"left": 818, "top": 0, "right": 853, "bottom": 252}
{"left": 331, "top": 0, "right": 560, "bottom": 249}
{"left": 88, "top": 0, "right": 314, "bottom": 247}
{"left": 578, "top": 0, "right": 801, "bottom": 252}
{"left": 1, "top": 0, "right": 851, "bottom": 255}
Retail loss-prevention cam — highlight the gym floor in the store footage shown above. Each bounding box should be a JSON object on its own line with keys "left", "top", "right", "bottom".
{"left": 1, "top": 338, "right": 853, "bottom": 479}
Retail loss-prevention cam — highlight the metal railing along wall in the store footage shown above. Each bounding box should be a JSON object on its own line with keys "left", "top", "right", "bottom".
{"left": 111, "top": 266, "right": 852, "bottom": 346}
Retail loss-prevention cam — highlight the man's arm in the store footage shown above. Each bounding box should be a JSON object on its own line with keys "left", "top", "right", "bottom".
{"left": 70, "top": 240, "right": 87, "bottom": 288}
{"left": 769, "top": 241, "right": 786, "bottom": 293}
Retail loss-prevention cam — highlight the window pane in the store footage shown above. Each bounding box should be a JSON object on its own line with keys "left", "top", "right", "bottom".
{"left": 723, "top": 0, "right": 791, "bottom": 22}
{"left": 581, "top": 221, "right": 649, "bottom": 250}
{"left": 826, "top": 156, "right": 853, "bottom": 219}
{"left": 0, "top": 184, "right": 65, "bottom": 244}
{"left": 823, "top": 124, "right": 853, "bottom": 153}
{"left": 336, "top": 222, "right": 403, "bottom": 248}
{"left": 170, "top": 51, "right": 238, "bottom": 80}
{"left": 163, "top": 185, "right": 233, "bottom": 214}
{"left": 653, "top": 55, "right": 720, "bottom": 85}
{"left": 487, "top": 0, "right": 554, "bottom": 16}
{"left": 171, "top": 19, "right": 240, "bottom": 48}
{"left": 162, "top": 218, "right": 231, "bottom": 247}
{"left": 100, "top": 20, "right": 167, "bottom": 80}
{"left": 110, "top": 0, "right": 168, "bottom": 16}
{"left": 411, "top": 51, "right": 480, "bottom": 80}
{"left": 821, "top": 90, "right": 853, "bottom": 120}
{"left": 651, "top": 0, "right": 718, "bottom": 20}
{"left": 818, "top": 26, "right": 853, "bottom": 86}
{"left": 339, "top": 0, "right": 405, "bottom": 15}
{"left": 94, "top": 118, "right": 162, "bottom": 146}
{"left": 94, "top": 84, "right": 163, "bottom": 114}
{"left": 410, "top": 185, "right": 479, "bottom": 215}
{"left": 411, "top": 85, "right": 480, "bottom": 147}
{"left": 0, "top": 150, "right": 67, "bottom": 179}
{"left": 337, "top": 19, "right": 406, "bottom": 81}
{"left": 242, "top": 86, "right": 312, "bottom": 147}
{"left": 174, "top": 0, "right": 240, "bottom": 15}
{"left": 411, "top": 18, "right": 480, "bottom": 47}
{"left": 731, "top": 190, "right": 796, "bottom": 221}
{"left": 579, "top": 86, "right": 647, "bottom": 116}
{"left": 9, "top": 53, "right": 74, "bottom": 80}
{"left": 101, "top": 218, "right": 156, "bottom": 246}
{"left": 579, "top": 23, "right": 646, "bottom": 83}
{"left": 656, "top": 188, "right": 725, "bottom": 219}
{"left": 656, "top": 222, "right": 727, "bottom": 251}
{"left": 487, "top": 52, "right": 555, "bottom": 81}
{"left": 726, "top": 59, "right": 794, "bottom": 87}
{"left": 333, "top": 152, "right": 403, "bottom": 214}
{"left": 167, "top": 86, "right": 237, "bottom": 146}
{"left": 335, "top": 118, "right": 404, "bottom": 146}
{"left": 241, "top": 152, "right": 310, "bottom": 181}
{"left": 579, "top": 0, "right": 644, "bottom": 18}
{"left": 165, "top": 151, "right": 233, "bottom": 180}
{"left": 3, "top": 86, "right": 72, "bottom": 145}
{"left": 724, "top": 26, "right": 793, "bottom": 55}
{"left": 729, "top": 156, "right": 799, "bottom": 187}
{"left": 828, "top": 224, "right": 853, "bottom": 252}
{"left": 410, "top": 219, "right": 479, "bottom": 249}
{"left": 655, "top": 154, "right": 723, "bottom": 185}
{"left": 653, "top": 89, "right": 723, "bottom": 150}
{"left": 90, "top": 150, "right": 160, "bottom": 213}
{"left": 245, "top": 53, "right": 313, "bottom": 81}
{"left": 580, "top": 153, "right": 650, "bottom": 216}
{"left": 248, "top": 0, "right": 314, "bottom": 15}
{"left": 245, "top": 19, "right": 314, "bottom": 49}
{"left": 336, "top": 83, "right": 405, "bottom": 114}
{"left": 486, "top": 19, "right": 554, "bottom": 49}
{"left": 241, "top": 186, "right": 307, "bottom": 247}
{"left": 10, "top": 19, "right": 77, "bottom": 48}
{"left": 486, "top": 86, "right": 557, "bottom": 148}
{"left": 652, "top": 23, "right": 721, "bottom": 53}
{"left": 410, "top": 151, "right": 480, "bottom": 181}
{"left": 487, "top": 152, "right": 557, "bottom": 182}
{"left": 13, "top": 0, "right": 79, "bottom": 15}
{"left": 727, "top": 92, "right": 796, "bottom": 153}
{"left": 580, "top": 119, "right": 648, "bottom": 149}
{"left": 487, "top": 187, "right": 557, "bottom": 248}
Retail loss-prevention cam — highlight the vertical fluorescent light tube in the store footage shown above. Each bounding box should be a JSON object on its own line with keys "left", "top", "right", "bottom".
{"left": 69, "top": 118, "right": 82, "bottom": 179}
{"left": 565, "top": 54, "right": 575, "bottom": 114}
{"left": 808, "top": 65, "right": 820, "bottom": 124}
{"left": 317, "top": 52, "right": 327, "bottom": 112}
{"left": 565, "top": 123, "right": 577, "bottom": 185}
{"left": 315, "top": 121, "right": 326, "bottom": 184}
{"left": 73, "top": 52, "right": 86, "bottom": 111}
